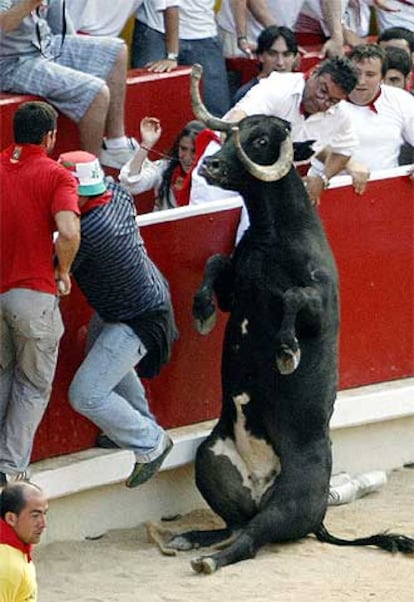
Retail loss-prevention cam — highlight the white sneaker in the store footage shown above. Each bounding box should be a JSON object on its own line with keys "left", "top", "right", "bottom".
{"left": 100, "top": 137, "right": 139, "bottom": 169}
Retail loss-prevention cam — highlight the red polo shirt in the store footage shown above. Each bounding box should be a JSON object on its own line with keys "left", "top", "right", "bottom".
{"left": 0, "top": 144, "right": 80, "bottom": 294}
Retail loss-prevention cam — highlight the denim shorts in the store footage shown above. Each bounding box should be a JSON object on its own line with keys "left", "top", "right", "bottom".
{"left": 0, "top": 34, "right": 124, "bottom": 122}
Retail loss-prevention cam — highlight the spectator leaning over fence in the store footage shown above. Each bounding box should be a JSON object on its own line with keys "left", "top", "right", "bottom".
{"left": 232, "top": 25, "right": 300, "bottom": 105}
{"left": 0, "top": 0, "right": 139, "bottom": 168}
{"left": 344, "top": 44, "right": 414, "bottom": 181}
{"left": 0, "top": 482, "right": 48, "bottom": 602}
{"left": 224, "top": 56, "right": 359, "bottom": 205}
{"left": 0, "top": 101, "right": 80, "bottom": 486}
{"left": 58, "top": 151, "right": 177, "bottom": 488}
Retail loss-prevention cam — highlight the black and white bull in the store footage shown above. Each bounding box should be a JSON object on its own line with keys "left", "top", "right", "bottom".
{"left": 166, "top": 65, "right": 414, "bottom": 573}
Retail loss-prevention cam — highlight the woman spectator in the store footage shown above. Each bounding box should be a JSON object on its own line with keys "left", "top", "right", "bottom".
{"left": 120, "top": 117, "right": 204, "bottom": 210}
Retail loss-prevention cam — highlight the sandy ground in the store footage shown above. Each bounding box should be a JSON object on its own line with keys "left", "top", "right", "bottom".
{"left": 35, "top": 466, "right": 414, "bottom": 602}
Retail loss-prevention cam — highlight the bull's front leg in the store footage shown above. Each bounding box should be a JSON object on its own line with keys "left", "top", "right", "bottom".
{"left": 276, "top": 285, "right": 324, "bottom": 374}
{"left": 193, "top": 254, "right": 234, "bottom": 335}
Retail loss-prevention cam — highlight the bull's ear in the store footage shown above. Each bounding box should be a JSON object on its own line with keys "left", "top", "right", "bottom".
{"left": 293, "top": 140, "right": 316, "bottom": 162}
{"left": 279, "top": 118, "right": 292, "bottom": 132}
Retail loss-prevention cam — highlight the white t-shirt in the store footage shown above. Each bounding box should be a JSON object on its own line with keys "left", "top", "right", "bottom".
{"left": 216, "top": 0, "right": 305, "bottom": 53}
{"left": 375, "top": 0, "right": 414, "bottom": 33}
{"left": 232, "top": 72, "right": 358, "bottom": 157}
{"left": 343, "top": 85, "right": 414, "bottom": 170}
{"left": 67, "top": 0, "right": 144, "bottom": 36}
{"left": 295, "top": 0, "right": 348, "bottom": 36}
{"left": 137, "top": 0, "right": 217, "bottom": 39}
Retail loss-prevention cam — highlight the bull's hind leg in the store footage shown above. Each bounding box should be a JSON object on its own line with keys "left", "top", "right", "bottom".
{"left": 276, "top": 285, "right": 324, "bottom": 374}
{"left": 190, "top": 443, "right": 331, "bottom": 574}
{"left": 165, "top": 435, "right": 258, "bottom": 553}
{"left": 193, "top": 254, "right": 234, "bottom": 334}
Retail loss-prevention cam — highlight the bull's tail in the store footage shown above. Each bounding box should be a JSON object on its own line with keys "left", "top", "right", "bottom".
{"left": 315, "top": 523, "right": 414, "bottom": 554}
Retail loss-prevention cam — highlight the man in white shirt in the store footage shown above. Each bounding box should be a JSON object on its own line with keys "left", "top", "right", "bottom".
{"left": 344, "top": 44, "right": 414, "bottom": 179}
{"left": 224, "top": 56, "right": 359, "bottom": 204}
{"left": 132, "top": 0, "right": 230, "bottom": 116}
{"left": 66, "top": 0, "right": 179, "bottom": 74}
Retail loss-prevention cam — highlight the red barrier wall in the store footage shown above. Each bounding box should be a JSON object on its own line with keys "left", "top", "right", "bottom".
{"left": 30, "top": 170, "right": 413, "bottom": 462}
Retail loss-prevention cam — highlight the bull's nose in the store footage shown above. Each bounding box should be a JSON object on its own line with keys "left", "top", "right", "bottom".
{"left": 203, "top": 157, "right": 227, "bottom": 176}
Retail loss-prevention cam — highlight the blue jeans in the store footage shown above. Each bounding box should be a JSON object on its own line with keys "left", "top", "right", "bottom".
{"left": 0, "top": 289, "right": 64, "bottom": 474}
{"left": 132, "top": 21, "right": 230, "bottom": 117}
{"left": 69, "top": 314, "right": 168, "bottom": 462}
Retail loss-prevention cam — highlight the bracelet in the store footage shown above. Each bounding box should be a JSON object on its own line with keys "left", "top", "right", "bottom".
{"left": 166, "top": 52, "right": 178, "bottom": 61}
{"left": 237, "top": 35, "right": 248, "bottom": 42}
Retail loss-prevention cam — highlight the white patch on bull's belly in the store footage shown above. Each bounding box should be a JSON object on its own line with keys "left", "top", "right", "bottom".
{"left": 210, "top": 393, "right": 281, "bottom": 505}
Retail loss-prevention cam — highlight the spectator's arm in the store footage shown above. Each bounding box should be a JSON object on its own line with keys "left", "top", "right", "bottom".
{"left": 54, "top": 210, "right": 80, "bottom": 296}
{"left": 0, "top": 0, "right": 43, "bottom": 32}
{"left": 319, "top": 0, "right": 344, "bottom": 57}
{"left": 146, "top": 6, "right": 179, "bottom": 73}
{"left": 246, "top": 0, "right": 277, "bottom": 28}
{"left": 345, "top": 157, "right": 370, "bottom": 195}
{"left": 306, "top": 151, "right": 351, "bottom": 206}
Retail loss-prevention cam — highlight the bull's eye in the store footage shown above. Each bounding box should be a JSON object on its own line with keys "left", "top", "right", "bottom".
{"left": 253, "top": 136, "right": 268, "bottom": 148}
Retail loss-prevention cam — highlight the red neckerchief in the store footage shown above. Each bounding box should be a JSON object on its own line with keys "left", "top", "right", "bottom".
{"left": 0, "top": 518, "right": 33, "bottom": 562}
{"left": 3, "top": 143, "right": 47, "bottom": 163}
{"left": 80, "top": 189, "right": 112, "bottom": 215}
{"left": 176, "top": 129, "right": 221, "bottom": 207}
{"left": 349, "top": 87, "right": 382, "bottom": 113}
{"left": 170, "top": 164, "right": 188, "bottom": 206}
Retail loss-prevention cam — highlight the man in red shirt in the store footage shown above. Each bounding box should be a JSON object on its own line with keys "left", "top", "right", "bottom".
{"left": 0, "top": 101, "right": 80, "bottom": 485}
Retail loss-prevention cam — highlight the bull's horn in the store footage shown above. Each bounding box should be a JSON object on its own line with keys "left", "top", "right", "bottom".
{"left": 191, "top": 64, "right": 232, "bottom": 133}
{"left": 232, "top": 126, "right": 294, "bottom": 182}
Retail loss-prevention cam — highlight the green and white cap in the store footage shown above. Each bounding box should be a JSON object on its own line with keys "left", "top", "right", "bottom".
{"left": 58, "top": 150, "right": 107, "bottom": 196}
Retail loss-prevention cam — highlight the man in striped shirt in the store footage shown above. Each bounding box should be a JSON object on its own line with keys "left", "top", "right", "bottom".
{"left": 59, "top": 151, "right": 177, "bottom": 488}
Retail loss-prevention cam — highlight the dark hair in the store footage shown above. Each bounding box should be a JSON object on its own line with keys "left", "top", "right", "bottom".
{"left": 378, "top": 26, "right": 414, "bottom": 54}
{"left": 0, "top": 482, "right": 42, "bottom": 518}
{"left": 348, "top": 44, "right": 388, "bottom": 77}
{"left": 384, "top": 46, "right": 412, "bottom": 79}
{"left": 13, "top": 101, "right": 58, "bottom": 144}
{"left": 315, "top": 56, "right": 358, "bottom": 95}
{"left": 257, "top": 25, "right": 298, "bottom": 55}
{"left": 158, "top": 120, "right": 205, "bottom": 208}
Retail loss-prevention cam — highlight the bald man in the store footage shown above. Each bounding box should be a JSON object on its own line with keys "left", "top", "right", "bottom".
{"left": 0, "top": 482, "right": 48, "bottom": 602}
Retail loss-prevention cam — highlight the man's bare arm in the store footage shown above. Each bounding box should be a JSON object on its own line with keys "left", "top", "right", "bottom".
{"left": 0, "top": 0, "right": 43, "bottom": 32}
{"left": 54, "top": 210, "right": 80, "bottom": 296}
{"left": 320, "top": 0, "right": 344, "bottom": 57}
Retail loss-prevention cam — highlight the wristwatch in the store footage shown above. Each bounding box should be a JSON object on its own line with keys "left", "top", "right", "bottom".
{"left": 166, "top": 52, "right": 178, "bottom": 61}
{"left": 319, "top": 172, "right": 330, "bottom": 189}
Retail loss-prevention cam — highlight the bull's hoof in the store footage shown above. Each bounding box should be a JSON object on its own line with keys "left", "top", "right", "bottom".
{"left": 276, "top": 345, "right": 301, "bottom": 374}
{"left": 191, "top": 556, "right": 217, "bottom": 574}
{"left": 165, "top": 535, "right": 194, "bottom": 551}
{"left": 194, "top": 311, "right": 217, "bottom": 335}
